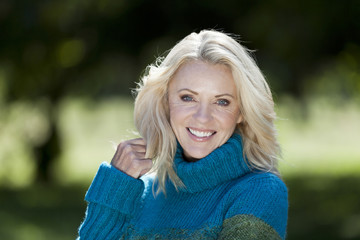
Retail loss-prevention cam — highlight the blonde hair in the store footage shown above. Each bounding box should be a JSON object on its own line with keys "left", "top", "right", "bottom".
{"left": 134, "top": 29, "right": 280, "bottom": 194}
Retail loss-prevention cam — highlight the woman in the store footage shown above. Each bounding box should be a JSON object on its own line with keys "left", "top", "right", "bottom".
{"left": 78, "top": 30, "right": 288, "bottom": 239}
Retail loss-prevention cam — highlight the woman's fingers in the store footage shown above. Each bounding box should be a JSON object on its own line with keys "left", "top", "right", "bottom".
{"left": 110, "top": 138, "right": 152, "bottom": 179}
{"left": 125, "top": 159, "right": 153, "bottom": 178}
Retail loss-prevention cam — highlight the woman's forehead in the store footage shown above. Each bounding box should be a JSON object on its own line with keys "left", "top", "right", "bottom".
{"left": 169, "top": 60, "right": 237, "bottom": 95}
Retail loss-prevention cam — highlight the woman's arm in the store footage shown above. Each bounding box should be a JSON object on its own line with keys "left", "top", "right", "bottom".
{"left": 77, "top": 163, "right": 145, "bottom": 239}
{"left": 78, "top": 138, "right": 152, "bottom": 239}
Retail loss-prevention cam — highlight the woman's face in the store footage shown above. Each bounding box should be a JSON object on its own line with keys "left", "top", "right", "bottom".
{"left": 168, "top": 60, "right": 242, "bottom": 161}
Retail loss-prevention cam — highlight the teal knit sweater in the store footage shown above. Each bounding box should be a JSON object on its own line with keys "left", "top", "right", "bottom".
{"left": 78, "top": 134, "right": 288, "bottom": 239}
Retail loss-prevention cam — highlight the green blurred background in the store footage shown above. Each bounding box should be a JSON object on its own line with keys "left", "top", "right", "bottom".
{"left": 0, "top": 0, "right": 360, "bottom": 239}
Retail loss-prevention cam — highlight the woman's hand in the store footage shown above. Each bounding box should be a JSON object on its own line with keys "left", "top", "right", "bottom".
{"left": 110, "top": 138, "right": 153, "bottom": 179}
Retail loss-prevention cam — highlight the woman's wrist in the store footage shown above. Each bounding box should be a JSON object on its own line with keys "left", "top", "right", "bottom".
{"left": 85, "top": 162, "right": 145, "bottom": 214}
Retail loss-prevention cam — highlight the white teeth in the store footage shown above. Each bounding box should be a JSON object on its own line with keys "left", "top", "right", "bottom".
{"left": 188, "top": 128, "right": 214, "bottom": 137}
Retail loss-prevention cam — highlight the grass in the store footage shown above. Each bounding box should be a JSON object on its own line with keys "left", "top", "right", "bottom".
{"left": 285, "top": 175, "right": 360, "bottom": 239}
{"left": 276, "top": 96, "right": 360, "bottom": 177}
{"left": 0, "top": 184, "right": 87, "bottom": 240}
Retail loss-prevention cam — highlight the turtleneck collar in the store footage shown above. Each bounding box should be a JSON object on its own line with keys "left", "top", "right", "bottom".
{"left": 173, "top": 134, "right": 250, "bottom": 193}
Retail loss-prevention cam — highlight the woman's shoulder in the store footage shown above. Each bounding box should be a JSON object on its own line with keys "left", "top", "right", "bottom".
{"left": 226, "top": 171, "right": 288, "bottom": 210}
{"left": 231, "top": 171, "right": 287, "bottom": 195}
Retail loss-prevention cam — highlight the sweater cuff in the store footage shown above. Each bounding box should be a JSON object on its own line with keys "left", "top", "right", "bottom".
{"left": 85, "top": 162, "right": 145, "bottom": 215}
{"left": 78, "top": 202, "right": 125, "bottom": 239}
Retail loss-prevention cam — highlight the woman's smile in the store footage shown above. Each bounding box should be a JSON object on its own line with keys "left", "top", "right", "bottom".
{"left": 187, "top": 127, "right": 216, "bottom": 140}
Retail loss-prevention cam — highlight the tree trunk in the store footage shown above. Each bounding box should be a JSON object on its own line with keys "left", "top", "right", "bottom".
{"left": 34, "top": 107, "right": 60, "bottom": 184}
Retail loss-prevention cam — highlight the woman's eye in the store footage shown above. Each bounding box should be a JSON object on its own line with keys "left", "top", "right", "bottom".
{"left": 181, "top": 95, "right": 194, "bottom": 102}
{"left": 216, "top": 99, "right": 230, "bottom": 106}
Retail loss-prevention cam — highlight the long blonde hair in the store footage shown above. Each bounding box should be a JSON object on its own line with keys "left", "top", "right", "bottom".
{"left": 134, "top": 29, "right": 280, "bottom": 194}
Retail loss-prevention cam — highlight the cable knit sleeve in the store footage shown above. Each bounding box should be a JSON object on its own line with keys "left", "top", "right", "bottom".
{"left": 219, "top": 172, "right": 288, "bottom": 240}
{"left": 77, "top": 162, "right": 145, "bottom": 240}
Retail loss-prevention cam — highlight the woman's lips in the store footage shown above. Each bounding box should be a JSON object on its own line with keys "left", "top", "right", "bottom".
{"left": 187, "top": 127, "right": 216, "bottom": 138}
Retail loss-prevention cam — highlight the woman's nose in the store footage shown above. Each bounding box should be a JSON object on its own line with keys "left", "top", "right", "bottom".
{"left": 193, "top": 103, "right": 213, "bottom": 123}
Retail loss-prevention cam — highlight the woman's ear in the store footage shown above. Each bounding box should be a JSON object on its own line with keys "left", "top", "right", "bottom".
{"left": 236, "top": 113, "right": 243, "bottom": 124}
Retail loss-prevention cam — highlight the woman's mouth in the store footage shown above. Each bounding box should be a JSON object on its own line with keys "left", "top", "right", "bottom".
{"left": 187, "top": 128, "right": 216, "bottom": 138}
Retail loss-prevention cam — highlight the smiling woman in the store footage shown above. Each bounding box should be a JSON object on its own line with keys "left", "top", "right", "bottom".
{"left": 77, "top": 30, "right": 288, "bottom": 240}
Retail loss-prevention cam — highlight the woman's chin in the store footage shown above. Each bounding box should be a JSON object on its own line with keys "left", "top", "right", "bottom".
{"left": 183, "top": 149, "right": 213, "bottom": 162}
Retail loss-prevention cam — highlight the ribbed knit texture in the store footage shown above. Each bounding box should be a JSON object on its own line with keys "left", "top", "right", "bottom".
{"left": 78, "top": 134, "right": 288, "bottom": 239}
{"left": 174, "top": 134, "right": 250, "bottom": 193}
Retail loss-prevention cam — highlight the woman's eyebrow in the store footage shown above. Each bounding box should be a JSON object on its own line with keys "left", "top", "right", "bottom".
{"left": 215, "top": 93, "right": 235, "bottom": 99}
{"left": 177, "top": 89, "right": 235, "bottom": 99}
{"left": 177, "top": 88, "right": 198, "bottom": 95}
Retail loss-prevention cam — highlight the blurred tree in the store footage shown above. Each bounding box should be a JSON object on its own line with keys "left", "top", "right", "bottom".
{"left": 0, "top": 0, "right": 359, "bottom": 184}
